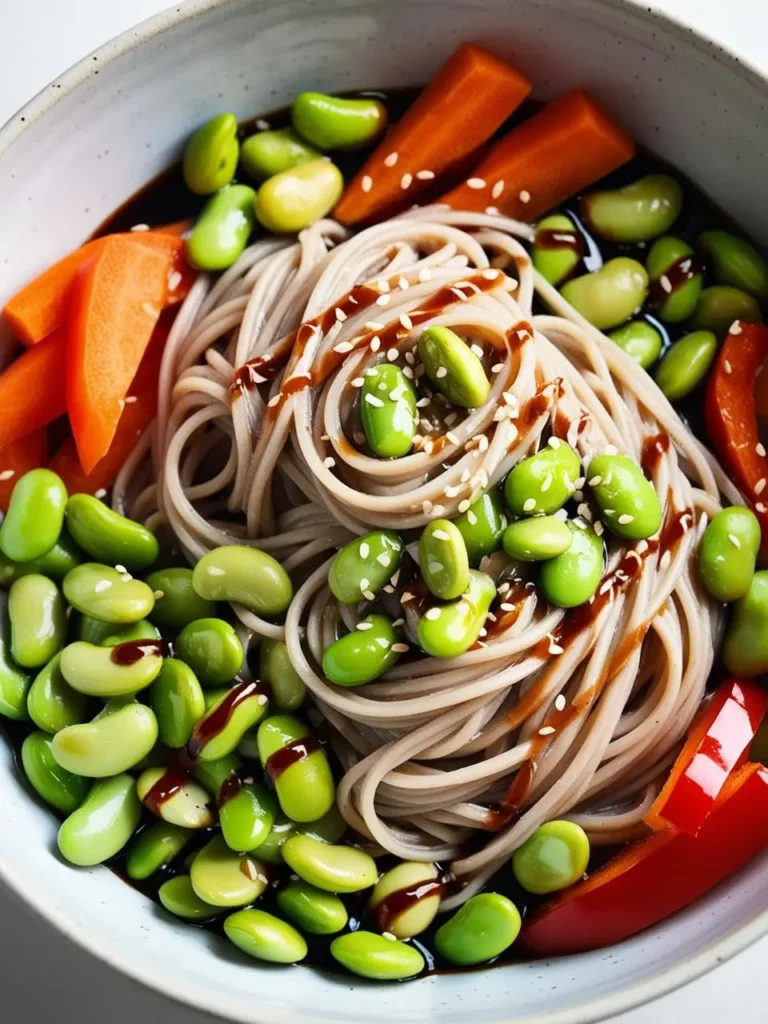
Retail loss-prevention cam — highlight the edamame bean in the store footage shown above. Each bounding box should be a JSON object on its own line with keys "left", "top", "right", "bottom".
{"left": 328, "top": 530, "right": 404, "bottom": 604}
{"left": 560, "top": 258, "right": 648, "bottom": 330}
{"left": 190, "top": 835, "right": 269, "bottom": 907}
{"left": 241, "top": 127, "right": 320, "bottom": 180}
{"left": 125, "top": 822, "right": 193, "bottom": 881}
{"left": 236, "top": 723, "right": 259, "bottom": 756}
{"left": 187, "top": 184, "right": 256, "bottom": 271}
{"left": 691, "top": 285, "right": 763, "bottom": 336}
{"left": 8, "top": 574, "right": 67, "bottom": 668}
{"left": 144, "top": 567, "right": 216, "bottom": 630}
{"left": 0, "top": 469, "right": 67, "bottom": 562}
{"left": 646, "top": 236, "right": 703, "bottom": 322}
{"left": 292, "top": 92, "right": 387, "bottom": 150}
{"left": 504, "top": 440, "right": 581, "bottom": 516}
{"left": 183, "top": 112, "right": 239, "bottom": 195}
{"left": 175, "top": 618, "right": 244, "bottom": 685}
{"left": 52, "top": 699, "right": 158, "bottom": 777}
{"left": 137, "top": 766, "right": 216, "bottom": 828}
{"left": 257, "top": 714, "right": 335, "bottom": 822}
{"left": 581, "top": 174, "right": 683, "bottom": 242}
{"left": 300, "top": 803, "right": 348, "bottom": 843}
{"left": 654, "top": 331, "right": 717, "bottom": 402}
{"left": 722, "top": 570, "right": 768, "bottom": 676}
{"left": 369, "top": 861, "right": 441, "bottom": 938}
{"left": 58, "top": 773, "right": 141, "bottom": 866}
{"left": 608, "top": 320, "right": 663, "bottom": 370}
{"left": 322, "top": 614, "right": 401, "bottom": 685}
{"left": 204, "top": 686, "right": 231, "bottom": 711}
{"left": 224, "top": 908, "right": 308, "bottom": 964}
{"left": 259, "top": 639, "right": 306, "bottom": 712}
{"left": 193, "top": 751, "right": 242, "bottom": 798}
{"left": 512, "top": 820, "right": 590, "bottom": 894}
{"left": 220, "top": 779, "right": 278, "bottom": 853}
{"left": 276, "top": 880, "right": 348, "bottom": 935}
{"left": 65, "top": 494, "right": 158, "bottom": 571}
{"left": 282, "top": 835, "right": 377, "bottom": 893}
{"left": 158, "top": 875, "right": 223, "bottom": 920}
{"left": 0, "top": 529, "right": 82, "bottom": 586}
{"left": 255, "top": 813, "right": 297, "bottom": 864}
{"left": 532, "top": 214, "right": 583, "bottom": 286}
{"left": 63, "top": 563, "right": 155, "bottom": 623}
{"left": 76, "top": 615, "right": 159, "bottom": 647}
{"left": 418, "top": 570, "right": 495, "bottom": 658}
{"left": 255, "top": 160, "right": 343, "bottom": 234}
{"left": 539, "top": 522, "right": 603, "bottom": 608}
{"left": 417, "top": 326, "right": 490, "bottom": 408}
{"left": 698, "top": 229, "right": 768, "bottom": 300}
{"left": 60, "top": 639, "right": 164, "bottom": 698}
{"left": 255, "top": 806, "right": 345, "bottom": 864}
{"left": 330, "top": 931, "right": 424, "bottom": 980}
{"left": 419, "top": 519, "right": 470, "bottom": 600}
{"left": 502, "top": 516, "right": 573, "bottom": 561}
{"left": 699, "top": 507, "right": 761, "bottom": 603}
{"left": 361, "top": 363, "right": 418, "bottom": 458}
{"left": 27, "top": 653, "right": 90, "bottom": 733}
{"left": 192, "top": 545, "right": 292, "bottom": 617}
{"left": 453, "top": 488, "right": 507, "bottom": 567}
{"left": 21, "top": 731, "right": 89, "bottom": 814}
{"left": 0, "top": 595, "right": 30, "bottom": 721}
{"left": 435, "top": 893, "right": 521, "bottom": 965}
{"left": 150, "top": 658, "right": 205, "bottom": 748}
{"left": 191, "top": 680, "right": 270, "bottom": 761}
{"left": 586, "top": 454, "right": 662, "bottom": 540}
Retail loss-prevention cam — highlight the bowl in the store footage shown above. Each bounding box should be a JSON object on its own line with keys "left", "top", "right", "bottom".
{"left": 1, "top": 0, "right": 767, "bottom": 1021}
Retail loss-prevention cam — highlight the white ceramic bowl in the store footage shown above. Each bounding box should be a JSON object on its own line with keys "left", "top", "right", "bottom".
{"left": 1, "top": 1, "right": 767, "bottom": 1021}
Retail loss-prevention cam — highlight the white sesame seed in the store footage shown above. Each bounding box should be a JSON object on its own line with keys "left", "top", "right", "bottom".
{"left": 478, "top": 435, "right": 489, "bottom": 452}
{"left": 730, "top": 320, "right": 743, "bottom": 335}
{"left": 324, "top": 457, "right": 336, "bottom": 468}
{"left": 400, "top": 314, "right": 413, "bottom": 330}
{"left": 519, "top": 189, "right": 531, "bottom": 204}
{"left": 446, "top": 431, "right": 460, "bottom": 445}
{"left": 458, "top": 499, "right": 471, "bottom": 513}
{"left": 467, "top": 177, "right": 486, "bottom": 190}
{"left": 554, "top": 508, "right": 568, "bottom": 522}
{"left": 484, "top": 206, "right": 500, "bottom": 215}
{"left": 267, "top": 394, "right": 281, "bottom": 408}
{"left": 436, "top": 366, "right": 448, "bottom": 379}
{"left": 471, "top": 344, "right": 484, "bottom": 358}
{"left": 375, "top": 294, "right": 390, "bottom": 307}
{"left": 757, "top": 443, "right": 767, "bottom": 457}
{"left": 756, "top": 479, "right": 767, "bottom": 495}
{"left": 482, "top": 269, "right": 500, "bottom": 280}
{"left": 416, "top": 169, "right": 435, "bottom": 180}
{"left": 432, "top": 529, "right": 451, "bottom": 541}
{"left": 425, "top": 608, "right": 441, "bottom": 621}
{"left": 424, "top": 440, "right": 434, "bottom": 455}
{"left": 359, "top": 542, "right": 370, "bottom": 559}
{"left": 491, "top": 180, "right": 505, "bottom": 199}
{"left": 467, "top": 510, "right": 478, "bottom": 526}
{"left": 361, "top": 175, "right": 373, "bottom": 193}
{"left": 391, "top": 643, "right": 409, "bottom": 653}
{"left": 376, "top": 553, "right": 391, "bottom": 568}
{"left": 540, "top": 473, "right": 553, "bottom": 493}
{"left": 334, "top": 307, "right": 347, "bottom": 322}
{"left": 400, "top": 173, "right": 413, "bottom": 190}
{"left": 422, "top": 500, "right": 433, "bottom": 514}
{"left": 728, "top": 533, "right": 741, "bottom": 547}
{"left": 333, "top": 340, "right": 353, "bottom": 353}
{"left": 548, "top": 644, "right": 564, "bottom": 656}
{"left": 491, "top": 362, "right": 504, "bottom": 373}
{"left": 723, "top": 359, "right": 733, "bottom": 374}
{"left": 364, "top": 393, "right": 384, "bottom": 407}
{"left": 94, "top": 488, "right": 108, "bottom": 499}
{"left": 384, "top": 151, "right": 399, "bottom": 167}
{"left": 351, "top": 377, "right": 365, "bottom": 388}
{"left": 370, "top": 335, "right": 382, "bottom": 351}
{"left": 757, "top": 502, "right": 767, "bottom": 513}
{"left": 523, "top": 498, "right": 537, "bottom": 512}
{"left": 384, "top": 348, "right": 398, "bottom": 363}
{"left": 403, "top": 366, "right": 414, "bottom": 379}
{"left": 555, "top": 694, "right": 567, "bottom": 711}
{"left": 0, "top": 470, "right": 15, "bottom": 482}
{"left": 538, "top": 725, "right": 557, "bottom": 736}
{"left": 397, "top": 276, "right": 410, "bottom": 292}
{"left": 618, "top": 514, "right": 634, "bottom": 525}
{"left": 363, "top": 590, "right": 376, "bottom": 601}
{"left": 357, "top": 620, "right": 373, "bottom": 630}
{"left": 588, "top": 475, "right": 602, "bottom": 487}
{"left": 461, "top": 469, "right": 471, "bottom": 483}
{"left": 594, "top": 520, "right": 604, "bottom": 536}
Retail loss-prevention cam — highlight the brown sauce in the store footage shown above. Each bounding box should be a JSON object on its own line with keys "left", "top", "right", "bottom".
{"left": 264, "top": 734, "right": 321, "bottom": 782}
{"left": 143, "top": 760, "right": 196, "bottom": 816}
{"left": 373, "top": 879, "right": 445, "bottom": 933}
{"left": 110, "top": 638, "right": 170, "bottom": 665}
{"left": 186, "top": 679, "right": 266, "bottom": 761}
{"left": 648, "top": 254, "right": 703, "bottom": 309}
{"left": 533, "top": 228, "right": 584, "bottom": 258}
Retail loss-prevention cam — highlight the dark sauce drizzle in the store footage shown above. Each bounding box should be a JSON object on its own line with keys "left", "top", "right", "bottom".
{"left": 374, "top": 879, "right": 445, "bottom": 933}
{"left": 264, "top": 735, "right": 321, "bottom": 781}
{"left": 110, "top": 638, "right": 170, "bottom": 665}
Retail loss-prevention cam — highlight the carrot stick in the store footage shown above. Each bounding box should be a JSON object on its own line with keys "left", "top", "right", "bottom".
{"left": 334, "top": 43, "right": 532, "bottom": 226}
{"left": 0, "top": 328, "right": 68, "bottom": 449}
{"left": 438, "top": 89, "right": 636, "bottom": 222}
{"left": 0, "top": 430, "right": 49, "bottom": 512}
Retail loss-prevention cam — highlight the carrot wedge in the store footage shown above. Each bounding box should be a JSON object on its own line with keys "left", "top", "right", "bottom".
{"left": 0, "top": 328, "right": 68, "bottom": 449}
{"left": 334, "top": 43, "right": 532, "bottom": 226}
{"left": 0, "top": 430, "right": 49, "bottom": 512}
{"left": 438, "top": 89, "right": 636, "bottom": 222}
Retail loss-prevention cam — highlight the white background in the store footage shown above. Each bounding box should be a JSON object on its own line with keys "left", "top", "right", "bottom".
{"left": 0, "top": 0, "right": 765, "bottom": 1020}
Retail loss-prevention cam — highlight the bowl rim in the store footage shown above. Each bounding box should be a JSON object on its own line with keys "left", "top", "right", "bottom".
{"left": 1, "top": 0, "right": 767, "bottom": 1021}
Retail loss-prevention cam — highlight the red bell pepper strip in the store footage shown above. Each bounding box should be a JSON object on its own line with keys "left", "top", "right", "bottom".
{"left": 519, "top": 762, "right": 768, "bottom": 957}
{"left": 0, "top": 327, "right": 68, "bottom": 449}
{"left": 645, "top": 679, "right": 768, "bottom": 835}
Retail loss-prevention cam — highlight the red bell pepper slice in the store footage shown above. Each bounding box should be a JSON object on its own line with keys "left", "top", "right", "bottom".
{"left": 645, "top": 679, "right": 768, "bottom": 835}
{"left": 519, "top": 762, "right": 768, "bottom": 957}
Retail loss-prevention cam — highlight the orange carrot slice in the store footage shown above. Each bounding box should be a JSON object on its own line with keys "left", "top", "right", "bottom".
{"left": 0, "top": 430, "right": 49, "bottom": 512}
{"left": 0, "top": 328, "right": 68, "bottom": 449}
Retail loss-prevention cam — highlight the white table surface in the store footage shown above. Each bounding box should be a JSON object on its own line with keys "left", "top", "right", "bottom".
{"left": 0, "top": 0, "right": 766, "bottom": 1020}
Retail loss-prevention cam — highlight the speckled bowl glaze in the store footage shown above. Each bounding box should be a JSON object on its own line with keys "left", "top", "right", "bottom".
{"left": 0, "top": 1, "right": 766, "bottom": 1021}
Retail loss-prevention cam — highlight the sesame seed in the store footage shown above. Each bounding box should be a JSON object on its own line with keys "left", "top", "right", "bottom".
{"left": 478, "top": 436, "right": 489, "bottom": 452}
{"left": 723, "top": 359, "right": 733, "bottom": 374}
{"left": 433, "top": 529, "right": 451, "bottom": 541}
{"left": 364, "top": 393, "right": 384, "bottom": 407}
{"left": 484, "top": 206, "right": 499, "bottom": 215}
{"left": 95, "top": 488, "right": 108, "bottom": 499}
{"left": 554, "top": 508, "right": 568, "bottom": 521}
{"left": 363, "top": 590, "right": 376, "bottom": 601}
{"left": 555, "top": 694, "right": 567, "bottom": 711}
{"left": 333, "top": 340, "right": 353, "bottom": 353}
{"left": 418, "top": 267, "right": 433, "bottom": 283}
{"left": 375, "top": 294, "right": 390, "bottom": 307}
{"left": 400, "top": 314, "right": 413, "bottom": 330}
{"left": 242, "top": 858, "right": 259, "bottom": 881}
{"left": 461, "top": 469, "right": 471, "bottom": 483}
{"left": 594, "top": 520, "right": 604, "bottom": 536}
{"left": 357, "top": 620, "right": 373, "bottom": 630}
{"left": 603, "top": 508, "right": 615, "bottom": 516}
{"left": 757, "top": 502, "right": 767, "bottom": 513}
{"left": 398, "top": 276, "right": 410, "bottom": 291}
{"left": 424, "top": 440, "right": 434, "bottom": 455}
{"left": 757, "top": 443, "right": 767, "bottom": 457}
{"left": 471, "top": 344, "right": 484, "bottom": 358}
{"left": 458, "top": 499, "right": 471, "bottom": 513}
{"left": 523, "top": 498, "right": 536, "bottom": 512}
{"left": 376, "top": 553, "right": 391, "bottom": 568}
{"left": 392, "top": 643, "right": 410, "bottom": 653}
{"left": 730, "top": 320, "right": 743, "bottom": 335}
{"left": 0, "top": 470, "right": 14, "bottom": 482}
{"left": 351, "top": 377, "right": 365, "bottom": 388}
{"left": 482, "top": 269, "right": 499, "bottom": 280}
{"left": 422, "top": 500, "right": 433, "bottom": 514}
{"left": 728, "top": 533, "right": 741, "bottom": 547}
{"left": 588, "top": 475, "right": 602, "bottom": 487}
{"left": 267, "top": 394, "right": 281, "bottom": 407}
{"left": 358, "top": 542, "right": 370, "bottom": 559}
{"left": 386, "top": 348, "right": 399, "bottom": 363}
{"left": 491, "top": 362, "right": 504, "bottom": 373}
{"left": 548, "top": 644, "right": 564, "bottom": 656}
{"left": 400, "top": 173, "right": 413, "bottom": 190}
{"left": 391, "top": 570, "right": 401, "bottom": 586}
{"left": 403, "top": 366, "right": 414, "bottom": 379}
{"left": 467, "top": 177, "right": 486, "bottom": 190}
{"left": 361, "top": 175, "right": 373, "bottom": 193}
{"left": 446, "top": 431, "right": 460, "bottom": 445}
{"left": 425, "top": 608, "right": 441, "bottom": 620}
{"left": 416, "top": 169, "right": 435, "bottom": 180}
{"left": 370, "top": 336, "right": 382, "bottom": 351}
{"left": 491, "top": 180, "right": 505, "bottom": 199}
{"left": 618, "top": 514, "right": 634, "bottom": 525}
{"left": 519, "top": 189, "right": 531, "bottom": 203}
{"left": 467, "top": 510, "right": 478, "bottom": 526}
{"left": 436, "top": 366, "right": 448, "bottom": 379}
{"left": 384, "top": 151, "right": 399, "bottom": 167}
{"left": 538, "top": 725, "right": 556, "bottom": 736}
{"left": 365, "top": 320, "right": 385, "bottom": 332}
{"left": 323, "top": 457, "right": 336, "bottom": 468}
{"left": 540, "top": 473, "right": 553, "bottom": 493}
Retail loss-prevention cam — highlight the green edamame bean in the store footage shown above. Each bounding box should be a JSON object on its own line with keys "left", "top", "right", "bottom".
{"left": 417, "top": 326, "right": 490, "bottom": 408}
{"left": 654, "top": 331, "right": 717, "bottom": 402}
{"left": 27, "top": 653, "right": 90, "bottom": 733}
{"left": 255, "top": 160, "right": 343, "bottom": 233}
{"left": 175, "top": 617, "right": 243, "bottom": 686}
{"left": 502, "top": 516, "right": 573, "bottom": 562}
{"left": 204, "top": 686, "right": 230, "bottom": 712}
{"left": 581, "top": 174, "right": 683, "bottom": 242}
{"left": 52, "top": 699, "right": 158, "bottom": 777}
{"left": 369, "top": 862, "right": 441, "bottom": 938}
{"left": 361, "top": 363, "right": 418, "bottom": 458}
{"left": 125, "top": 822, "right": 193, "bottom": 881}
{"left": 586, "top": 454, "right": 662, "bottom": 540}
{"left": 191, "top": 681, "right": 269, "bottom": 761}
{"left": 76, "top": 615, "right": 158, "bottom": 647}
{"left": 193, "top": 751, "right": 242, "bottom": 797}
{"left": 137, "top": 766, "right": 216, "bottom": 828}
{"left": 276, "top": 880, "right": 348, "bottom": 935}
{"left": 512, "top": 819, "right": 590, "bottom": 894}
{"left": 322, "top": 614, "right": 401, "bottom": 685}
{"left": 58, "top": 773, "right": 141, "bottom": 866}
{"left": 183, "top": 112, "right": 239, "bottom": 195}
{"left": 60, "top": 639, "right": 164, "bottom": 697}
{"left": 532, "top": 214, "right": 583, "bottom": 287}
{"left": 691, "top": 285, "right": 763, "bottom": 336}
{"left": 292, "top": 92, "right": 387, "bottom": 151}
{"left": 330, "top": 931, "right": 424, "bottom": 980}
{"left": 241, "top": 127, "right": 320, "bottom": 181}
{"left": 8, "top": 574, "right": 66, "bottom": 668}
{"left": 255, "top": 806, "right": 346, "bottom": 864}
{"left": 259, "top": 639, "right": 306, "bottom": 712}
{"left": 21, "top": 731, "right": 89, "bottom": 813}
{"left": 539, "top": 522, "right": 603, "bottom": 608}
{"left": 0, "top": 595, "right": 30, "bottom": 721}
{"left": 722, "top": 570, "right": 768, "bottom": 677}
{"left": 328, "top": 530, "right": 404, "bottom": 605}
{"left": 504, "top": 440, "right": 581, "bottom": 516}
{"left": 646, "top": 236, "right": 703, "bottom": 322}
{"left": 257, "top": 714, "right": 335, "bottom": 822}
{"left": 63, "top": 563, "right": 155, "bottom": 623}
{"left": 255, "top": 813, "right": 297, "bottom": 864}
{"left": 699, "top": 507, "right": 761, "bottom": 603}
{"left": 65, "top": 494, "right": 158, "bottom": 571}
{"left": 220, "top": 780, "right": 278, "bottom": 853}
{"left": 144, "top": 567, "right": 215, "bottom": 631}
{"left": 192, "top": 545, "right": 292, "bottom": 617}
{"left": 187, "top": 184, "right": 256, "bottom": 272}
{"left": 224, "top": 908, "right": 307, "bottom": 964}
{"left": 0, "top": 529, "right": 82, "bottom": 586}
{"left": 300, "top": 803, "right": 347, "bottom": 843}
{"left": 453, "top": 488, "right": 508, "bottom": 567}
{"left": 158, "top": 875, "right": 223, "bottom": 920}
{"left": 560, "top": 258, "right": 649, "bottom": 330}
{"left": 419, "top": 519, "right": 470, "bottom": 600}
{"left": 0, "top": 469, "right": 67, "bottom": 562}
{"left": 282, "top": 835, "right": 377, "bottom": 893}
{"left": 190, "top": 835, "right": 269, "bottom": 907}
{"left": 151, "top": 658, "right": 205, "bottom": 748}
{"left": 608, "top": 320, "right": 663, "bottom": 370}
{"left": 698, "top": 229, "right": 768, "bottom": 301}
{"left": 435, "top": 893, "right": 522, "bottom": 965}
{"left": 418, "top": 570, "right": 495, "bottom": 658}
